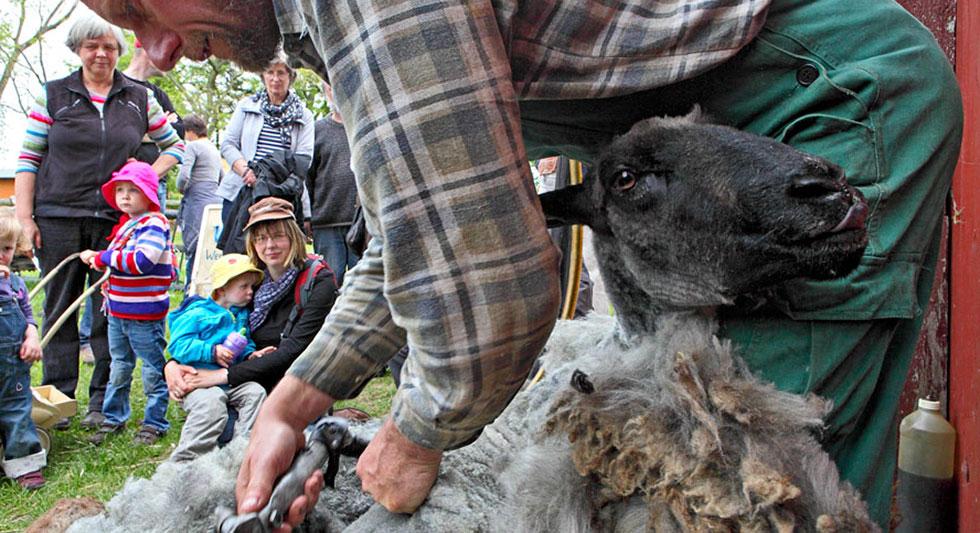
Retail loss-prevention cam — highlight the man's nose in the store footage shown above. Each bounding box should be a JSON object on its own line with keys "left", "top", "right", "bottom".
{"left": 139, "top": 30, "right": 183, "bottom": 72}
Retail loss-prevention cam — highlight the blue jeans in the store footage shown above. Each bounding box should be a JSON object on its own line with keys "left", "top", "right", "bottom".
{"left": 312, "top": 226, "right": 360, "bottom": 287}
{"left": 102, "top": 316, "right": 169, "bottom": 431}
{"left": 157, "top": 178, "right": 168, "bottom": 214}
{"left": 78, "top": 295, "right": 93, "bottom": 346}
{"left": 0, "top": 298, "right": 43, "bottom": 464}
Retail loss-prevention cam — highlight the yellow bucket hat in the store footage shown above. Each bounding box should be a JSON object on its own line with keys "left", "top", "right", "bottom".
{"left": 209, "top": 254, "right": 264, "bottom": 297}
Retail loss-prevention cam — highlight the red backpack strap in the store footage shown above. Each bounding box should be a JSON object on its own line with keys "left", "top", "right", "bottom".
{"left": 285, "top": 256, "right": 333, "bottom": 336}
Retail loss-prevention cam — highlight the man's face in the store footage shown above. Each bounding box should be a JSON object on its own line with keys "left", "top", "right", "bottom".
{"left": 81, "top": 0, "right": 281, "bottom": 72}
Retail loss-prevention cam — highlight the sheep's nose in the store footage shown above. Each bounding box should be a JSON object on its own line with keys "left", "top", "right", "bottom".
{"left": 789, "top": 174, "right": 841, "bottom": 199}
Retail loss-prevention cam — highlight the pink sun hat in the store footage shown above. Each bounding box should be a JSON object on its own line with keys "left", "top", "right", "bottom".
{"left": 101, "top": 161, "right": 161, "bottom": 212}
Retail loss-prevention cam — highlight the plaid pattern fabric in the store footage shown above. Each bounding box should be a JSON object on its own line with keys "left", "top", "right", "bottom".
{"left": 278, "top": 0, "right": 770, "bottom": 449}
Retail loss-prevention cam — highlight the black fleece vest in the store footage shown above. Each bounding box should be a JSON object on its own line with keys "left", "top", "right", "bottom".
{"left": 35, "top": 69, "right": 148, "bottom": 220}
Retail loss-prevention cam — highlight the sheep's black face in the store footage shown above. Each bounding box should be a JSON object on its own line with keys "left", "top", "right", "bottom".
{"left": 540, "top": 113, "right": 868, "bottom": 315}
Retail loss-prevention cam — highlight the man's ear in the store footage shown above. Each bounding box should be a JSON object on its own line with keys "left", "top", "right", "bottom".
{"left": 539, "top": 185, "right": 597, "bottom": 229}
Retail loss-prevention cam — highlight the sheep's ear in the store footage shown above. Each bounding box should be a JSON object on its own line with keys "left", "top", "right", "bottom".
{"left": 539, "top": 185, "right": 595, "bottom": 228}
{"left": 684, "top": 104, "right": 712, "bottom": 124}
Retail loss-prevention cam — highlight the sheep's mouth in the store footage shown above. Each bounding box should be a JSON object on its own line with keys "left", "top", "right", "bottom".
{"left": 829, "top": 200, "right": 868, "bottom": 234}
{"left": 808, "top": 197, "right": 869, "bottom": 247}
{"left": 786, "top": 184, "right": 869, "bottom": 249}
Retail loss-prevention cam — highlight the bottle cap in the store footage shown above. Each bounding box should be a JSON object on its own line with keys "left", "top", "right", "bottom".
{"left": 918, "top": 398, "right": 941, "bottom": 411}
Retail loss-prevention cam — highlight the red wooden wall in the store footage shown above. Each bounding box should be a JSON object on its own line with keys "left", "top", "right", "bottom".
{"left": 949, "top": 0, "right": 980, "bottom": 529}
{"left": 897, "top": 0, "right": 978, "bottom": 530}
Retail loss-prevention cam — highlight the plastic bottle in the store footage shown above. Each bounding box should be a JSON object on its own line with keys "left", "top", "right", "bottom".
{"left": 220, "top": 329, "right": 248, "bottom": 363}
{"left": 895, "top": 398, "right": 956, "bottom": 533}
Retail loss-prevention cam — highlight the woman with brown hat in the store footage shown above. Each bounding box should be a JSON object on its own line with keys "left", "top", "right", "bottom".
{"left": 164, "top": 197, "right": 336, "bottom": 399}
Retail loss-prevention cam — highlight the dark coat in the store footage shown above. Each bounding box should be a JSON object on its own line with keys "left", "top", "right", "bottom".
{"left": 227, "top": 265, "right": 337, "bottom": 392}
{"left": 35, "top": 69, "right": 148, "bottom": 220}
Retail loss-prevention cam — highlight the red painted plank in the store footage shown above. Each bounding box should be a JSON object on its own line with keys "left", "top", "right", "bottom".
{"left": 950, "top": 0, "right": 980, "bottom": 524}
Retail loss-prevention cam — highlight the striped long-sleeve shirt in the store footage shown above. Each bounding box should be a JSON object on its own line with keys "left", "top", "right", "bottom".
{"left": 17, "top": 86, "right": 184, "bottom": 175}
{"left": 94, "top": 212, "right": 176, "bottom": 321}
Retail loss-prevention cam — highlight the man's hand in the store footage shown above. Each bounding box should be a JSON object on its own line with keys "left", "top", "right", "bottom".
{"left": 19, "top": 325, "right": 42, "bottom": 363}
{"left": 237, "top": 376, "right": 332, "bottom": 531}
{"left": 303, "top": 221, "right": 313, "bottom": 244}
{"left": 356, "top": 416, "right": 442, "bottom": 513}
{"left": 214, "top": 345, "right": 235, "bottom": 368}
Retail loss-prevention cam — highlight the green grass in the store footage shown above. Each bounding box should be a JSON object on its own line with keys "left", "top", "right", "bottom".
{"left": 1, "top": 278, "right": 397, "bottom": 532}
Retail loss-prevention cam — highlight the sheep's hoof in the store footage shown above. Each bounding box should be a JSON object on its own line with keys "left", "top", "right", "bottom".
{"left": 570, "top": 369, "right": 595, "bottom": 394}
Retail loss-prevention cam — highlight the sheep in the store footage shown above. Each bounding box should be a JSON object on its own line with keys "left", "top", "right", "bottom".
{"left": 515, "top": 109, "right": 877, "bottom": 532}
{"left": 346, "top": 108, "right": 877, "bottom": 532}
{"left": 68, "top": 109, "right": 877, "bottom": 532}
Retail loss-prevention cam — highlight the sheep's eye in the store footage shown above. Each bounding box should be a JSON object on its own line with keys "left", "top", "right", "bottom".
{"left": 614, "top": 170, "right": 637, "bottom": 192}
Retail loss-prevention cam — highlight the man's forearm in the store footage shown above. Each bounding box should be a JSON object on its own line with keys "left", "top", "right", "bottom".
{"left": 264, "top": 375, "right": 334, "bottom": 429}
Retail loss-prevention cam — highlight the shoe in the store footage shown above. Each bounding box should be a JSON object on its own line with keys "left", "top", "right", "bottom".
{"left": 80, "top": 411, "right": 105, "bottom": 430}
{"left": 88, "top": 423, "right": 123, "bottom": 445}
{"left": 79, "top": 344, "right": 95, "bottom": 364}
{"left": 16, "top": 470, "right": 45, "bottom": 490}
{"left": 133, "top": 425, "right": 166, "bottom": 445}
{"left": 52, "top": 417, "right": 71, "bottom": 431}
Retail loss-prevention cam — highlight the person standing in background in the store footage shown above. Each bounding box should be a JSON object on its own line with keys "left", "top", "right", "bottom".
{"left": 123, "top": 38, "right": 184, "bottom": 208}
{"left": 216, "top": 54, "right": 313, "bottom": 230}
{"left": 77, "top": 38, "right": 186, "bottom": 360}
{"left": 176, "top": 115, "right": 221, "bottom": 289}
{"left": 307, "top": 83, "right": 360, "bottom": 286}
{"left": 15, "top": 16, "right": 183, "bottom": 431}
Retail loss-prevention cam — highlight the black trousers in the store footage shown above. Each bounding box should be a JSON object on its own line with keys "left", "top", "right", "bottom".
{"left": 36, "top": 217, "right": 115, "bottom": 413}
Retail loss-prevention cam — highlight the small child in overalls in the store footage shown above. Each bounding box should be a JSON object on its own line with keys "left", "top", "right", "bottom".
{"left": 0, "top": 210, "right": 45, "bottom": 489}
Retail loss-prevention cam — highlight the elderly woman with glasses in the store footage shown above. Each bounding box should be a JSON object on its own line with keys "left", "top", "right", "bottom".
{"left": 14, "top": 15, "right": 184, "bottom": 430}
{"left": 215, "top": 54, "right": 314, "bottom": 234}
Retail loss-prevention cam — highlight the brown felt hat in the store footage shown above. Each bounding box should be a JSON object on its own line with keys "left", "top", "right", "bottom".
{"left": 243, "top": 197, "right": 295, "bottom": 231}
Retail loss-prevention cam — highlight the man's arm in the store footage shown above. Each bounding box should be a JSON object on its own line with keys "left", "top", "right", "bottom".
{"left": 289, "top": 0, "right": 561, "bottom": 451}
{"left": 240, "top": 0, "right": 561, "bottom": 520}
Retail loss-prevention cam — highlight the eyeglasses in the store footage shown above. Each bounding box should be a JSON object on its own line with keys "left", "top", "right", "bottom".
{"left": 253, "top": 232, "right": 289, "bottom": 245}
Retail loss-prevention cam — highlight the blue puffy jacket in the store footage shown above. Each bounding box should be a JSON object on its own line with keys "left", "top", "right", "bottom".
{"left": 167, "top": 296, "right": 255, "bottom": 370}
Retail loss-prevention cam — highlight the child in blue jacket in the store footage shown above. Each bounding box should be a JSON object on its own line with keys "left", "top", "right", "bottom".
{"left": 166, "top": 254, "right": 268, "bottom": 462}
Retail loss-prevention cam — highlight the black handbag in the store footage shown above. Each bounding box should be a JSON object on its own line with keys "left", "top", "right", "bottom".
{"left": 217, "top": 150, "right": 305, "bottom": 253}
{"left": 345, "top": 202, "right": 368, "bottom": 256}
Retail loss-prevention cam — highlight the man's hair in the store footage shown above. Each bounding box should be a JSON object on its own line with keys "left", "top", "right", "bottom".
{"left": 245, "top": 218, "right": 307, "bottom": 270}
{"left": 65, "top": 15, "right": 128, "bottom": 55}
{"left": 183, "top": 115, "right": 209, "bottom": 137}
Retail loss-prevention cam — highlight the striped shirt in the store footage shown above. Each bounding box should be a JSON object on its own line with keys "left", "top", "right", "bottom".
{"left": 254, "top": 119, "right": 291, "bottom": 162}
{"left": 276, "top": 0, "right": 771, "bottom": 450}
{"left": 94, "top": 212, "right": 176, "bottom": 321}
{"left": 17, "top": 87, "right": 184, "bottom": 174}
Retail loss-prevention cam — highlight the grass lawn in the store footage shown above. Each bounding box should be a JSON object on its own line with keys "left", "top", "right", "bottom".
{"left": 0, "top": 275, "right": 396, "bottom": 532}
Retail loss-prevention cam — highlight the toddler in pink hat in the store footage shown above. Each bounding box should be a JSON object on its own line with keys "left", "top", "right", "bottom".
{"left": 78, "top": 160, "right": 177, "bottom": 445}
{"left": 99, "top": 160, "right": 162, "bottom": 213}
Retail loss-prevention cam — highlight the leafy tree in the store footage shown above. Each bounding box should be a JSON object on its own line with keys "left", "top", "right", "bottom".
{"left": 0, "top": 0, "right": 77, "bottom": 115}
{"left": 151, "top": 59, "right": 330, "bottom": 144}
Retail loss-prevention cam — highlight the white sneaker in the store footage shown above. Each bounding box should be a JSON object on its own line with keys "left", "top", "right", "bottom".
{"left": 80, "top": 345, "right": 95, "bottom": 364}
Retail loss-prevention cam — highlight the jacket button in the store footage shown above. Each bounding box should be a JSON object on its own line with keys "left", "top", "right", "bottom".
{"left": 796, "top": 64, "right": 820, "bottom": 86}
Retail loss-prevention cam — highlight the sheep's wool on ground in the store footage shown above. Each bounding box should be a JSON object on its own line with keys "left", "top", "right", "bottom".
{"left": 69, "top": 314, "right": 874, "bottom": 532}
